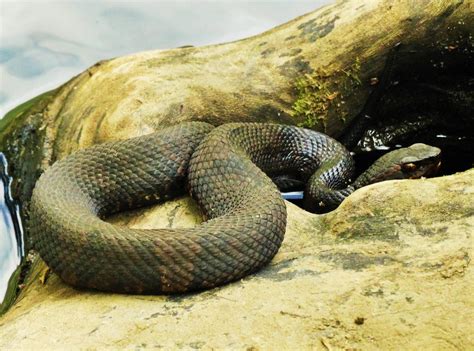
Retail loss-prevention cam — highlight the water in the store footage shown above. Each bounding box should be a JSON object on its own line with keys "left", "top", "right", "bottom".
{"left": 0, "top": 153, "right": 24, "bottom": 305}
{"left": 282, "top": 191, "right": 304, "bottom": 200}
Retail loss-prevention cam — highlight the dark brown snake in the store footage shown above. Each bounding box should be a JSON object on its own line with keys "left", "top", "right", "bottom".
{"left": 30, "top": 123, "right": 440, "bottom": 293}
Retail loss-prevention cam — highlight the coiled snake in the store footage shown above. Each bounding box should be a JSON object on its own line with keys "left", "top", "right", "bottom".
{"left": 30, "top": 123, "right": 440, "bottom": 293}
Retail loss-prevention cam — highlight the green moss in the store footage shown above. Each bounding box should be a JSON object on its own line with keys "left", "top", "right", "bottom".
{"left": 341, "top": 58, "right": 361, "bottom": 85}
{"left": 0, "top": 265, "right": 22, "bottom": 316}
{"left": 290, "top": 58, "right": 362, "bottom": 130}
{"left": 0, "top": 91, "right": 58, "bottom": 316}
{"left": 0, "top": 90, "right": 56, "bottom": 144}
{"left": 346, "top": 206, "right": 401, "bottom": 241}
{"left": 0, "top": 89, "right": 59, "bottom": 244}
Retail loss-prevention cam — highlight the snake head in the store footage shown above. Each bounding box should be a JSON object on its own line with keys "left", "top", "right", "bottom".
{"left": 356, "top": 143, "right": 442, "bottom": 186}
{"left": 397, "top": 143, "right": 442, "bottom": 179}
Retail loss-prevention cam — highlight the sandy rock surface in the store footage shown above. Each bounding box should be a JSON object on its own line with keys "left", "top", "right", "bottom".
{"left": 1, "top": 170, "right": 472, "bottom": 350}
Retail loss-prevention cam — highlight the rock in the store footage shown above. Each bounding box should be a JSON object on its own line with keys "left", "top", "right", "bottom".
{"left": 0, "top": 170, "right": 472, "bottom": 349}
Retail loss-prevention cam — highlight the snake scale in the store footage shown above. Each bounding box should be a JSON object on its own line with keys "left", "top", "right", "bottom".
{"left": 30, "top": 122, "right": 440, "bottom": 293}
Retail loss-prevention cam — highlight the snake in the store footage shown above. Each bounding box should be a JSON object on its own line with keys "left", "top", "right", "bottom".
{"left": 30, "top": 122, "right": 441, "bottom": 294}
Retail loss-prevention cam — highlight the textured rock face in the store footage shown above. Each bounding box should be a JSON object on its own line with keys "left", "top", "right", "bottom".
{"left": 0, "top": 170, "right": 472, "bottom": 350}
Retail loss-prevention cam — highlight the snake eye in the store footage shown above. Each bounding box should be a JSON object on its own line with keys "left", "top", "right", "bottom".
{"left": 402, "top": 163, "right": 417, "bottom": 172}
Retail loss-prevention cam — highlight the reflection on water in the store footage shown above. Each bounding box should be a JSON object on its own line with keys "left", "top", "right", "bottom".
{"left": 0, "top": 153, "right": 24, "bottom": 304}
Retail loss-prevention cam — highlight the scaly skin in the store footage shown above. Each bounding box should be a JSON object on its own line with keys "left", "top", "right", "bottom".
{"left": 29, "top": 123, "right": 439, "bottom": 293}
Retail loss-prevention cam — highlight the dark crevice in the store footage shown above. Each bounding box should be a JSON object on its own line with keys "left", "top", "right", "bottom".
{"left": 352, "top": 46, "right": 473, "bottom": 177}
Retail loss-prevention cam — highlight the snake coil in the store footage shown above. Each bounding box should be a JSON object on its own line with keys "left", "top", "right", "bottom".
{"left": 30, "top": 122, "right": 440, "bottom": 293}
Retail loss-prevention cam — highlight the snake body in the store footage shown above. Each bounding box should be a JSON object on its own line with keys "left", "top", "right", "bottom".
{"left": 30, "top": 122, "right": 440, "bottom": 293}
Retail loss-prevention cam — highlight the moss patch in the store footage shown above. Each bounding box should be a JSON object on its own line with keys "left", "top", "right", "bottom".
{"left": 0, "top": 90, "right": 58, "bottom": 246}
{"left": 0, "top": 266, "right": 22, "bottom": 316}
{"left": 0, "top": 90, "right": 56, "bottom": 139}
{"left": 290, "top": 58, "right": 362, "bottom": 131}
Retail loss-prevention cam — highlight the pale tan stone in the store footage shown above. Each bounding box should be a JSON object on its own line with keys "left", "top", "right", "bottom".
{"left": 0, "top": 170, "right": 472, "bottom": 350}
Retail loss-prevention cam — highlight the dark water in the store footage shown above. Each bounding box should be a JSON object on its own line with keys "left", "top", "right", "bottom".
{"left": 0, "top": 153, "right": 24, "bottom": 305}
